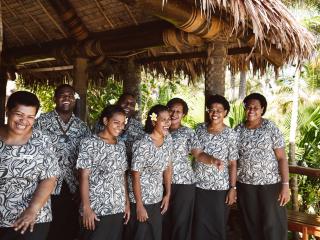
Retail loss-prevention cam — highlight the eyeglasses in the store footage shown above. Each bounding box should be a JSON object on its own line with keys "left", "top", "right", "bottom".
{"left": 207, "top": 109, "right": 224, "bottom": 114}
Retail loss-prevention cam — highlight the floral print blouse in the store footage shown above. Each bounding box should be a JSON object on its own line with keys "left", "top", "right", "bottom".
{"left": 195, "top": 123, "right": 238, "bottom": 190}
{"left": 129, "top": 134, "right": 173, "bottom": 205}
{"left": 0, "top": 129, "right": 60, "bottom": 227}
{"left": 235, "top": 119, "right": 285, "bottom": 185}
{"left": 77, "top": 135, "right": 128, "bottom": 216}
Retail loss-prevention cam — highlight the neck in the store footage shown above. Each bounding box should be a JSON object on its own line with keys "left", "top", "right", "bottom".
{"left": 245, "top": 118, "right": 262, "bottom": 129}
{"left": 56, "top": 109, "right": 73, "bottom": 123}
{"left": 99, "top": 130, "right": 117, "bottom": 144}
{"left": 208, "top": 121, "right": 225, "bottom": 132}
{"left": 151, "top": 130, "right": 164, "bottom": 140}
{"left": 3, "top": 127, "right": 32, "bottom": 145}
{"left": 170, "top": 122, "right": 181, "bottom": 131}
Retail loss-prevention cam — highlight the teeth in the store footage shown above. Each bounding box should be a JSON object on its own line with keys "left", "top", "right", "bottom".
{"left": 16, "top": 124, "right": 27, "bottom": 130}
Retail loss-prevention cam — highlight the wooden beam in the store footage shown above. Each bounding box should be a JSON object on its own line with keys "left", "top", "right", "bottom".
{"left": 137, "top": 47, "right": 252, "bottom": 64}
{"left": 73, "top": 58, "right": 88, "bottom": 121}
{"left": 289, "top": 165, "right": 320, "bottom": 179}
{"left": 48, "top": 0, "right": 89, "bottom": 41}
{"left": 18, "top": 65, "right": 73, "bottom": 73}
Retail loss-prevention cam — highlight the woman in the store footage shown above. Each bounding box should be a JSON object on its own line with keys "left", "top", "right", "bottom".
{"left": 77, "top": 105, "right": 130, "bottom": 240}
{"left": 193, "top": 94, "right": 238, "bottom": 240}
{"left": 127, "top": 104, "right": 173, "bottom": 240}
{"left": 0, "top": 91, "right": 59, "bottom": 240}
{"left": 235, "top": 93, "right": 289, "bottom": 240}
{"left": 163, "top": 98, "right": 223, "bottom": 240}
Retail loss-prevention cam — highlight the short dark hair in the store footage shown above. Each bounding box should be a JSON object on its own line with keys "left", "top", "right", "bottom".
{"left": 117, "top": 93, "right": 136, "bottom": 105}
{"left": 243, "top": 93, "right": 267, "bottom": 115}
{"left": 167, "top": 98, "right": 189, "bottom": 115}
{"left": 206, "top": 94, "right": 230, "bottom": 115}
{"left": 145, "top": 104, "right": 169, "bottom": 134}
{"left": 54, "top": 84, "right": 75, "bottom": 97}
{"left": 99, "top": 105, "right": 126, "bottom": 125}
{"left": 7, "top": 91, "right": 40, "bottom": 113}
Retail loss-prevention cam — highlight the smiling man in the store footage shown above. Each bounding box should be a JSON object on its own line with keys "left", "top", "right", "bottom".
{"left": 34, "top": 84, "right": 91, "bottom": 240}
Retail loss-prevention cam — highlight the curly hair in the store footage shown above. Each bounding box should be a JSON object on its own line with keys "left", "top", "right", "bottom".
{"left": 144, "top": 104, "right": 169, "bottom": 134}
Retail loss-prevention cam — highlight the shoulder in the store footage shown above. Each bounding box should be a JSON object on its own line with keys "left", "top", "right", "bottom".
{"left": 195, "top": 122, "right": 207, "bottom": 132}
{"left": 224, "top": 126, "right": 238, "bottom": 138}
{"left": 234, "top": 122, "right": 245, "bottom": 132}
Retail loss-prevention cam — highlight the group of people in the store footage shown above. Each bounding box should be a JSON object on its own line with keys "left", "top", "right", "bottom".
{"left": 0, "top": 83, "right": 290, "bottom": 240}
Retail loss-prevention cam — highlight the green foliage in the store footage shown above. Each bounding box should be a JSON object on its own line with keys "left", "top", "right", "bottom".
{"left": 227, "top": 101, "right": 245, "bottom": 128}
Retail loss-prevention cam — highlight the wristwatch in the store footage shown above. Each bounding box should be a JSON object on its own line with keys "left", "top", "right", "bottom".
{"left": 230, "top": 186, "right": 237, "bottom": 190}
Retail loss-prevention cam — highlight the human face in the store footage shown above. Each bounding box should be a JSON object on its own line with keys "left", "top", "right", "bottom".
{"left": 7, "top": 105, "right": 37, "bottom": 135}
{"left": 54, "top": 87, "right": 76, "bottom": 113}
{"left": 153, "top": 111, "right": 171, "bottom": 136}
{"left": 103, "top": 112, "right": 126, "bottom": 137}
{"left": 119, "top": 96, "right": 136, "bottom": 117}
{"left": 207, "top": 103, "right": 227, "bottom": 125}
{"left": 169, "top": 103, "right": 185, "bottom": 127}
{"left": 244, "top": 99, "right": 264, "bottom": 122}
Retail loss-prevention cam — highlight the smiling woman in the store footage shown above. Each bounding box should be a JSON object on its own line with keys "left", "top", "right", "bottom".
{"left": 0, "top": 91, "right": 59, "bottom": 240}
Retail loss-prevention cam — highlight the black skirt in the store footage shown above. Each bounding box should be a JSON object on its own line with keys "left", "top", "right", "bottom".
{"left": 237, "top": 182, "right": 287, "bottom": 240}
{"left": 0, "top": 222, "right": 50, "bottom": 240}
{"left": 79, "top": 213, "right": 124, "bottom": 240}
{"left": 124, "top": 202, "right": 162, "bottom": 240}
{"left": 162, "top": 184, "right": 195, "bottom": 240}
{"left": 192, "top": 188, "right": 229, "bottom": 240}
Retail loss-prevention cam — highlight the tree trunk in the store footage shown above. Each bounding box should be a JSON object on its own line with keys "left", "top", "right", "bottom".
{"left": 239, "top": 71, "right": 246, "bottom": 99}
{"left": 289, "top": 70, "right": 300, "bottom": 240}
{"left": 230, "top": 73, "right": 236, "bottom": 101}
{"left": 73, "top": 57, "right": 88, "bottom": 122}
{"left": 0, "top": 2, "right": 6, "bottom": 125}
{"left": 120, "top": 58, "right": 141, "bottom": 120}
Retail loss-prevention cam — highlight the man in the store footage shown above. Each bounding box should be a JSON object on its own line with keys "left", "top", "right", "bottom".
{"left": 34, "top": 84, "right": 91, "bottom": 240}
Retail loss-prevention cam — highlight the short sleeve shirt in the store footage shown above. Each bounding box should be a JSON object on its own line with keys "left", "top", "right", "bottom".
{"left": 76, "top": 136, "right": 128, "bottom": 216}
{"left": 235, "top": 119, "right": 285, "bottom": 185}
{"left": 0, "top": 129, "right": 60, "bottom": 227}
{"left": 170, "top": 126, "right": 201, "bottom": 184}
{"left": 194, "top": 123, "right": 238, "bottom": 190}
{"left": 129, "top": 134, "right": 172, "bottom": 205}
{"left": 34, "top": 110, "right": 91, "bottom": 194}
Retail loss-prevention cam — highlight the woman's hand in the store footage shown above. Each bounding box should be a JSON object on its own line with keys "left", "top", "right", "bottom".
{"left": 161, "top": 194, "right": 170, "bottom": 215}
{"left": 278, "top": 184, "right": 290, "bottom": 206}
{"left": 12, "top": 207, "right": 38, "bottom": 234}
{"left": 136, "top": 203, "right": 148, "bottom": 222}
{"left": 212, "top": 158, "right": 224, "bottom": 171}
{"left": 225, "top": 189, "right": 237, "bottom": 205}
{"left": 123, "top": 202, "right": 130, "bottom": 224}
{"left": 82, "top": 206, "right": 100, "bottom": 230}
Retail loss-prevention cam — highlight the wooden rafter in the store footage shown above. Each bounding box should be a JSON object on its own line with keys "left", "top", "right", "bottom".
{"left": 3, "top": 19, "right": 23, "bottom": 46}
{"left": 18, "top": 65, "right": 73, "bottom": 73}
{"left": 37, "top": 0, "right": 68, "bottom": 38}
{"left": 17, "top": 0, "right": 51, "bottom": 40}
{"left": 94, "top": 0, "right": 114, "bottom": 29}
{"left": 123, "top": 3, "right": 138, "bottom": 26}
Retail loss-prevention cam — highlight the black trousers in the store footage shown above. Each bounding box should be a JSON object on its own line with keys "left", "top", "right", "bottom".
{"left": 192, "top": 188, "right": 229, "bottom": 240}
{"left": 162, "top": 184, "right": 195, "bottom": 240}
{"left": 0, "top": 223, "right": 50, "bottom": 240}
{"left": 47, "top": 181, "right": 79, "bottom": 240}
{"left": 124, "top": 202, "right": 162, "bottom": 240}
{"left": 79, "top": 213, "right": 124, "bottom": 240}
{"left": 237, "top": 182, "right": 287, "bottom": 240}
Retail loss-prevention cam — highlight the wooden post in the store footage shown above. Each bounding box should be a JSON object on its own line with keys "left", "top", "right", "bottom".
{"left": 205, "top": 42, "right": 227, "bottom": 98}
{"left": 73, "top": 57, "right": 88, "bottom": 122}
{"left": 120, "top": 58, "right": 141, "bottom": 119}
{"left": 0, "top": 1, "right": 6, "bottom": 125}
{"left": 239, "top": 71, "right": 247, "bottom": 99}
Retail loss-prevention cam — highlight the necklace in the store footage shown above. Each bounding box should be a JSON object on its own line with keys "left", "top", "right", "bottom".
{"left": 55, "top": 116, "right": 74, "bottom": 143}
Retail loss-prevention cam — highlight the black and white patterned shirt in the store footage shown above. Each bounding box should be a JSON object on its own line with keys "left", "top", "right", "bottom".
{"left": 0, "top": 129, "right": 60, "bottom": 227}
{"left": 94, "top": 117, "right": 144, "bottom": 160}
{"left": 77, "top": 135, "right": 128, "bottom": 216}
{"left": 129, "top": 134, "right": 173, "bottom": 205}
{"left": 170, "top": 126, "right": 201, "bottom": 184}
{"left": 34, "top": 110, "right": 91, "bottom": 194}
{"left": 195, "top": 123, "right": 238, "bottom": 190}
{"left": 235, "top": 119, "right": 285, "bottom": 185}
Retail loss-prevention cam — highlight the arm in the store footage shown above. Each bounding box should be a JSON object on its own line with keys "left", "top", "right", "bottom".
{"left": 131, "top": 171, "right": 148, "bottom": 222}
{"left": 123, "top": 172, "right": 130, "bottom": 224}
{"left": 13, "top": 177, "right": 56, "bottom": 234}
{"left": 79, "top": 169, "right": 99, "bottom": 230}
{"left": 191, "top": 149, "right": 224, "bottom": 170}
{"left": 225, "top": 160, "right": 237, "bottom": 205}
{"left": 274, "top": 147, "right": 290, "bottom": 206}
{"left": 161, "top": 162, "right": 172, "bottom": 214}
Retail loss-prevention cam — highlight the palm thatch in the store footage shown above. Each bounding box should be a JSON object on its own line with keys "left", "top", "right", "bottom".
{"left": 180, "top": 0, "right": 315, "bottom": 63}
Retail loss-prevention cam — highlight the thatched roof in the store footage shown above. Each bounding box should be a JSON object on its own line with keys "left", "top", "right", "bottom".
{"left": 1, "top": 0, "right": 315, "bottom": 86}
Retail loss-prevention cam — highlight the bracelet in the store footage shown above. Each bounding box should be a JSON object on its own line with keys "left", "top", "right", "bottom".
{"left": 282, "top": 182, "right": 289, "bottom": 185}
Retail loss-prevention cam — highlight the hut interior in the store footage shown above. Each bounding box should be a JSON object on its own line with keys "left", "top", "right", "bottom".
{"left": 0, "top": 0, "right": 316, "bottom": 123}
